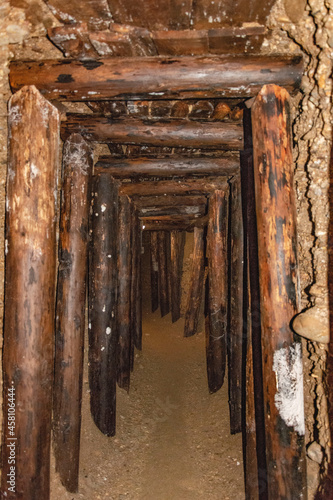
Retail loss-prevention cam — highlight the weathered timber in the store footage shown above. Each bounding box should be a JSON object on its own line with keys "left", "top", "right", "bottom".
{"left": 61, "top": 115, "right": 243, "bottom": 150}
{"left": 1, "top": 86, "right": 59, "bottom": 500}
{"left": 9, "top": 55, "right": 303, "bottom": 101}
{"left": 228, "top": 174, "right": 244, "bottom": 435}
{"left": 189, "top": 100, "right": 215, "bottom": 120}
{"left": 252, "top": 85, "right": 307, "bottom": 498}
{"left": 87, "top": 100, "right": 128, "bottom": 117}
{"left": 88, "top": 173, "right": 119, "bottom": 436}
{"left": 138, "top": 205, "right": 206, "bottom": 218}
{"left": 130, "top": 206, "right": 142, "bottom": 352}
{"left": 95, "top": 156, "right": 239, "bottom": 178}
{"left": 117, "top": 195, "right": 132, "bottom": 391}
{"left": 133, "top": 195, "right": 207, "bottom": 210}
{"left": 152, "top": 30, "right": 209, "bottom": 56}
{"left": 106, "top": 0, "right": 171, "bottom": 31}
{"left": 157, "top": 231, "right": 170, "bottom": 317}
{"left": 53, "top": 134, "right": 92, "bottom": 492}
{"left": 206, "top": 188, "right": 229, "bottom": 394}
{"left": 119, "top": 177, "right": 231, "bottom": 197}
{"left": 48, "top": 23, "right": 99, "bottom": 59}
{"left": 150, "top": 231, "right": 159, "bottom": 313}
{"left": 44, "top": 0, "right": 112, "bottom": 29}
{"left": 208, "top": 26, "right": 267, "bottom": 54}
{"left": 89, "top": 24, "right": 157, "bottom": 57}
{"left": 184, "top": 227, "right": 205, "bottom": 337}
{"left": 170, "top": 231, "right": 186, "bottom": 323}
{"left": 142, "top": 216, "right": 208, "bottom": 232}
{"left": 212, "top": 102, "right": 231, "bottom": 120}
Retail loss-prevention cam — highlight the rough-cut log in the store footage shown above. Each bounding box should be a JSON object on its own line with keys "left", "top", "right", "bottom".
{"left": 48, "top": 23, "right": 99, "bottom": 59}
{"left": 189, "top": 100, "right": 215, "bottom": 120}
{"left": 150, "top": 231, "right": 159, "bottom": 313}
{"left": 157, "top": 231, "right": 170, "bottom": 317}
{"left": 228, "top": 174, "right": 244, "bottom": 435}
{"left": 171, "top": 101, "right": 190, "bottom": 118}
{"left": 53, "top": 134, "right": 92, "bottom": 493}
{"left": 212, "top": 102, "right": 231, "bottom": 120}
{"left": 170, "top": 231, "right": 186, "bottom": 323}
{"left": 10, "top": 55, "right": 303, "bottom": 101}
{"left": 252, "top": 84, "right": 307, "bottom": 498}
{"left": 1, "top": 86, "right": 59, "bottom": 500}
{"left": 96, "top": 156, "right": 239, "bottom": 178}
{"left": 88, "top": 173, "right": 119, "bottom": 436}
{"left": 61, "top": 115, "right": 243, "bottom": 150}
{"left": 119, "top": 177, "right": 231, "bottom": 197}
{"left": 206, "top": 188, "right": 228, "bottom": 394}
{"left": 142, "top": 216, "right": 208, "bottom": 232}
{"left": 184, "top": 227, "right": 205, "bottom": 337}
{"left": 153, "top": 30, "right": 209, "bottom": 56}
{"left": 134, "top": 194, "right": 207, "bottom": 209}
{"left": 130, "top": 206, "right": 142, "bottom": 352}
{"left": 138, "top": 205, "right": 205, "bottom": 218}
{"left": 208, "top": 26, "right": 267, "bottom": 54}
{"left": 117, "top": 195, "right": 132, "bottom": 391}
{"left": 44, "top": 0, "right": 112, "bottom": 29}
{"left": 89, "top": 24, "right": 157, "bottom": 57}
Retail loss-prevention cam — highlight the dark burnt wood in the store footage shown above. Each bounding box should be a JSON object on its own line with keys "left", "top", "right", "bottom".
{"left": 142, "top": 215, "right": 208, "bottom": 231}
{"left": 252, "top": 84, "right": 307, "bottom": 499}
{"left": 1, "top": 86, "right": 59, "bottom": 500}
{"left": 95, "top": 156, "right": 239, "bottom": 178}
{"left": 10, "top": 55, "right": 303, "bottom": 101}
{"left": 150, "top": 231, "right": 159, "bottom": 313}
{"left": 61, "top": 115, "right": 244, "bottom": 150}
{"left": 157, "top": 231, "right": 170, "bottom": 317}
{"left": 53, "top": 134, "right": 92, "bottom": 493}
{"left": 170, "top": 231, "right": 186, "bottom": 323}
{"left": 206, "top": 187, "right": 229, "bottom": 394}
{"left": 88, "top": 173, "right": 119, "bottom": 436}
{"left": 184, "top": 226, "right": 205, "bottom": 337}
{"left": 228, "top": 174, "right": 244, "bottom": 435}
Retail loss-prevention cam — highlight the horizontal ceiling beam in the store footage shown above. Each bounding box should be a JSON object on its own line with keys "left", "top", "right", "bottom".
{"left": 62, "top": 115, "right": 243, "bottom": 149}
{"left": 95, "top": 156, "right": 239, "bottom": 177}
{"left": 132, "top": 195, "right": 207, "bottom": 208}
{"left": 118, "top": 176, "right": 228, "bottom": 196}
{"left": 138, "top": 204, "right": 206, "bottom": 217}
{"left": 141, "top": 215, "right": 209, "bottom": 231}
{"left": 9, "top": 55, "right": 303, "bottom": 101}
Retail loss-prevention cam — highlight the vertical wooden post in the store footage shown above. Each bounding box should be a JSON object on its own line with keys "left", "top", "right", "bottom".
{"left": 132, "top": 211, "right": 142, "bottom": 350}
{"left": 117, "top": 195, "right": 132, "bottom": 391}
{"left": 206, "top": 187, "right": 229, "bottom": 393}
{"left": 228, "top": 174, "right": 244, "bottom": 434}
{"left": 184, "top": 227, "right": 205, "bottom": 337}
{"left": 150, "top": 231, "right": 159, "bottom": 312}
{"left": 53, "top": 134, "right": 92, "bottom": 492}
{"left": 170, "top": 231, "right": 186, "bottom": 323}
{"left": 157, "top": 231, "right": 170, "bottom": 317}
{"left": 1, "top": 86, "right": 59, "bottom": 500}
{"left": 252, "top": 84, "right": 307, "bottom": 498}
{"left": 89, "top": 173, "right": 119, "bottom": 436}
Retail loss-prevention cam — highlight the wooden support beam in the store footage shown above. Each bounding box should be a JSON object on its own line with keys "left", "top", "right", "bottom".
{"left": 157, "top": 231, "right": 170, "bottom": 317}
{"left": 1, "top": 86, "right": 59, "bottom": 500}
{"left": 252, "top": 84, "right": 307, "bottom": 498}
{"left": 9, "top": 55, "right": 303, "bottom": 101}
{"left": 206, "top": 188, "right": 229, "bottom": 394}
{"left": 228, "top": 174, "right": 244, "bottom": 435}
{"left": 184, "top": 227, "right": 205, "bottom": 337}
{"left": 138, "top": 204, "right": 206, "bottom": 217}
{"left": 95, "top": 156, "right": 239, "bottom": 178}
{"left": 133, "top": 195, "right": 207, "bottom": 209}
{"left": 143, "top": 216, "right": 208, "bottom": 231}
{"left": 117, "top": 195, "right": 132, "bottom": 391}
{"left": 119, "top": 177, "right": 230, "bottom": 197}
{"left": 62, "top": 115, "right": 243, "bottom": 150}
{"left": 53, "top": 134, "right": 92, "bottom": 492}
{"left": 88, "top": 173, "right": 119, "bottom": 436}
{"left": 150, "top": 231, "right": 159, "bottom": 313}
{"left": 130, "top": 206, "right": 142, "bottom": 351}
{"left": 170, "top": 231, "right": 186, "bottom": 323}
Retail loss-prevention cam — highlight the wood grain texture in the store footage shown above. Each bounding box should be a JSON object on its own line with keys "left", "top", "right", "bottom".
{"left": 1, "top": 86, "right": 59, "bottom": 500}
{"left": 170, "top": 231, "right": 186, "bottom": 323}
{"left": 157, "top": 231, "right": 170, "bottom": 317}
{"left": 206, "top": 188, "right": 228, "bottom": 394}
{"left": 184, "top": 227, "right": 205, "bottom": 337}
{"left": 48, "top": 23, "right": 99, "bottom": 59}
{"left": 61, "top": 115, "right": 244, "bottom": 150}
{"left": 88, "top": 173, "right": 119, "bottom": 436}
{"left": 53, "top": 134, "right": 92, "bottom": 493}
{"left": 252, "top": 84, "right": 307, "bottom": 499}
{"left": 119, "top": 177, "right": 229, "bottom": 197}
{"left": 10, "top": 55, "right": 303, "bottom": 101}
{"left": 44, "top": 0, "right": 112, "bottom": 29}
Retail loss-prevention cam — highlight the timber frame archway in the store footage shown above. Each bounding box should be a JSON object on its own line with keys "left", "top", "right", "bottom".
{"left": 1, "top": 55, "right": 307, "bottom": 500}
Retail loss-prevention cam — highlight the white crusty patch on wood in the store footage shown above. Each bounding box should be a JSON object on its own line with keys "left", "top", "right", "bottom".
{"left": 8, "top": 104, "right": 22, "bottom": 126}
{"left": 63, "top": 137, "right": 92, "bottom": 176}
{"left": 273, "top": 342, "right": 305, "bottom": 435}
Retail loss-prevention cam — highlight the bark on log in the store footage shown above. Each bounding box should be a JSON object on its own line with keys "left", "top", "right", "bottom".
{"left": 10, "top": 55, "right": 303, "bottom": 101}
{"left": 117, "top": 195, "right": 132, "bottom": 391}
{"left": 157, "top": 231, "right": 170, "bottom": 317}
{"left": 206, "top": 188, "right": 228, "bottom": 394}
{"left": 228, "top": 174, "right": 244, "bottom": 435}
{"left": 170, "top": 231, "right": 186, "bottom": 323}
{"left": 88, "top": 173, "right": 119, "bottom": 436}
{"left": 53, "top": 134, "right": 92, "bottom": 492}
{"left": 95, "top": 156, "right": 239, "bottom": 178}
{"left": 150, "top": 231, "right": 159, "bottom": 313}
{"left": 184, "top": 227, "right": 205, "bottom": 337}
{"left": 252, "top": 84, "right": 307, "bottom": 498}
{"left": 61, "top": 115, "right": 243, "bottom": 150}
{"left": 1, "top": 86, "right": 59, "bottom": 500}
{"left": 119, "top": 177, "right": 230, "bottom": 197}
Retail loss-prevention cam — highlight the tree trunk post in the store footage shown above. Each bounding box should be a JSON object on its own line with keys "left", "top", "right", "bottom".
{"left": 53, "top": 134, "right": 92, "bottom": 492}
{"left": 157, "top": 231, "right": 170, "bottom": 317}
{"left": 170, "top": 231, "right": 186, "bottom": 323}
{"left": 150, "top": 231, "right": 159, "bottom": 313}
{"left": 1, "top": 86, "right": 59, "bottom": 500}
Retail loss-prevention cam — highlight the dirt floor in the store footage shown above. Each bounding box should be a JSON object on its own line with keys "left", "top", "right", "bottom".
{"left": 50, "top": 234, "right": 245, "bottom": 500}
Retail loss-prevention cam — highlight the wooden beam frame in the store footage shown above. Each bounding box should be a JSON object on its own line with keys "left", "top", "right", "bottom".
{"left": 9, "top": 55, "right": 303, "bottom": 101}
